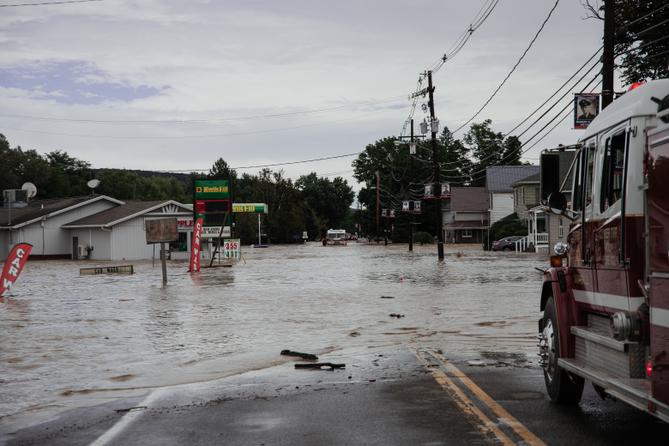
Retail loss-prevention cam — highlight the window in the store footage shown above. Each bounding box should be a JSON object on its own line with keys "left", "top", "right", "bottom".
{"left": 461, "top": 229, "right": 472, "bottom": 238}
{"left": 600, "top": 131, "right": 626, "bottom": 212}
{"left": 558, "top": 218, "right": 564, "bottom": 238}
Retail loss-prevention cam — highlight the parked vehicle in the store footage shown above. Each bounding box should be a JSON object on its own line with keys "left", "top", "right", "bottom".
{"left": 325, "top": 229, "right": 347, "bottom": 245}
{"left": 538, "top": 79, "right": 669, "bottom": 422}
{"left": 491, "top": 235, "right": 523, "bottom": 251}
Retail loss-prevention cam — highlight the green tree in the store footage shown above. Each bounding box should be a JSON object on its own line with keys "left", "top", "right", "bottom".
{"left": 463, "top": 120, "right": 521, "bottom": 186}
{"left": 295, "top": 172, "right": 354, "bottom": 236}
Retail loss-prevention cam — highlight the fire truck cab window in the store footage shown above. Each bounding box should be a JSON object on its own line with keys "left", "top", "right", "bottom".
{"left": 600, "top": 131, "right": 626, "bottom": 212}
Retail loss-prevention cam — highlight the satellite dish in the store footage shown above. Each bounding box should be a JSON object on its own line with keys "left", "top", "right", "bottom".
{"left": 21, "top": 182, "right": 37, "bottom": 199}
{"left": 87, "top": 179, "right": 101, "bottom": 195}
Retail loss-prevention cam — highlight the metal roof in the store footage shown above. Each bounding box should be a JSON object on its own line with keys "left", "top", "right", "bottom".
{"left": 486, "top": 165, "right": 540, "bottom": 193}
{"left": 0, "top": 195, "right": 123, "bottom": 228}
{"left": 63, "top": 200, "right": 190, "bottom": 228}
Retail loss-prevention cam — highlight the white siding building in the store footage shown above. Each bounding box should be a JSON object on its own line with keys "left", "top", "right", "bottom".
{"left": 0, "top": 196, "right": 122, "bottom": 259}
{"left": 485, "top": 166, "right": 540, "bottom": 225}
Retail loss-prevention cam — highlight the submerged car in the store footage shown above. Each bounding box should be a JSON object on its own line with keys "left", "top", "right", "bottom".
{"left": 491, "top": 235, "right": 523, "bottom": 251}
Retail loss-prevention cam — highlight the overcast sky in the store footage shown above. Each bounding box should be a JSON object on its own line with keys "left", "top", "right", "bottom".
{"left": 0, "top": 0, "right": 611, "bottom": 189}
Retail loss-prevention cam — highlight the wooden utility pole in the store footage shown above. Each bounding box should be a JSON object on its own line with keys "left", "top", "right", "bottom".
{"left": 375, "top": 171, "right": 381, "bottom": 243}
{"left": 428, "top": 71, "right": 445, "bottom": 260}
{"left": 409, "top": 119, "right": 415, "bottom": 252}
{"left": 602, "top": 0, "right": 615, "bottom": 109}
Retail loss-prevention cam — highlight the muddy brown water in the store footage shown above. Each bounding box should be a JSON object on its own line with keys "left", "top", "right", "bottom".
{"left": 0, "top": 242, "right": 546, "bottom": 429}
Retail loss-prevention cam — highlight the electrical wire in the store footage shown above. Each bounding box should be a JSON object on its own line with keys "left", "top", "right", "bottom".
{"left": 451, "top": 0, "right": 562, "bottom": 135}
{"left": 0, "top": 0, "right": 102, "bottom": 7}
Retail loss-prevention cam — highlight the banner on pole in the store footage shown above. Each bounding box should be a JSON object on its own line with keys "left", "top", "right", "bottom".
{"left": 0, "top": 243, "right": 33, "bottom": 297}
{"left": 574, "top": 93, "right": 600, "bottom": 129}
{"left": 189, "top": 218, "right": 203, "bottom": 273}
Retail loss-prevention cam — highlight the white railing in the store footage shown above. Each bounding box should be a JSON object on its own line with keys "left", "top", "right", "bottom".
{"left": 514, "top": 232, "right": 549, "bottom": 252}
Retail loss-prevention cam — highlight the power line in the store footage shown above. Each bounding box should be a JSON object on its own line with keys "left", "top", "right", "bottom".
{"left": 0, "top": 95, "right": 406, "bottom": 125}
{"left": 400, "top": 0, "right": 500, "bottom": 136}
{"left": 0, "top": 0, "right": 102, "bottom": 7}
{"left": 157, "top": 152, "right": 361, "bottom": 173}
{"left": 451, "top": 0, "right": 562, "bottom": 135}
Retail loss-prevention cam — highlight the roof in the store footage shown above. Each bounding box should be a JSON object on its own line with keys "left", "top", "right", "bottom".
{"left": 512, "top": 172, "right": 540, "bottom": 187}
{"left": 486, "top": 165, "right": 540, "bottom": 193}
{"left": 63, "top": 200, "right": 190, "bottom": 228}
{"left": 582, "top": 79, "right": 669, "bottom": 140}
{"left": 450, "top": 187, "right": 489, "bottom": 212}
{"left": 445, "top": 220, "right": 488, "bottom": 230}
{"left": 0, "top": 195, "right": 123, "bottom": 228}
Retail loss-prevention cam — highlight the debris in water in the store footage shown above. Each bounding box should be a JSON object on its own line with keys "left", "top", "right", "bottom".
{"left": 115, "top": 406, "right": 147, "bottom": 414}
{"left": 281, "top": 350, "right": 318, "bottom": 360}
{"left": 295, "top": 362, "right": 345, "bottom": 370}
{"left": 389, "top": 313, "right": 405, "bottom": 318}
{"left": 349, "top": 331, "right": 361, "bottom": 337}
{"left": 467, "top": 360, "right": 486, "bottom": 367}
{"left": 380, "top": 295, "right": 395, "bottom": 299}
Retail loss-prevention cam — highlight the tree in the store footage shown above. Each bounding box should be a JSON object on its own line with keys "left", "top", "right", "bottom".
{"left": 295, "top": 173, "right": 354, "bottom": 235}
{"left": 582, "top": 0, "right": 669, "bottom": 84}
{"left": 440, "top": 127, "right": 473, "bottom": 187}
{"left": 464, "top": 120, "right": 521, "bottom": 186}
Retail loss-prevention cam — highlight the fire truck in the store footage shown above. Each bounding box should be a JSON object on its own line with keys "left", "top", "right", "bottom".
{"left": 538, "top": 79, "right": 669, "bottom": 421}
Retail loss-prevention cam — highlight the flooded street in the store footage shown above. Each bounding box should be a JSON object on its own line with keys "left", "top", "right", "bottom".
{"left": 0, "top": 243, "right": 545, "bottom": 430}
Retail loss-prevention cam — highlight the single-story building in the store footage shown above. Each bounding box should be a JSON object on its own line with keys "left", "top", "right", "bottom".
{"left": 63, "top": 200, "right": 193, "bottom": 261}
{"left": 1, "top": 195, "right": 198, "bottom": 261}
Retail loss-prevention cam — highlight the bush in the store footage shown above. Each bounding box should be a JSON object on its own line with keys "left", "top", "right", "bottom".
{"left": 414, "top": 231, "right": 434, "bottom": 245}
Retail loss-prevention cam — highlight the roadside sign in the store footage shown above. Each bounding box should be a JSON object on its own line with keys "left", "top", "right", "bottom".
{"left": 145, "top": 218, "right": 178, "bottom": 243}
{"left": 232, "top": 203, "right": 268, "bottom": 214}
{"left": 80, "top": 265, "right": 134, "bottom": 275}
{"left": 201, "top": 226, "right": 231, "bottom": 238}
{"left": 223, "top": 238, "right": 241, "bottom": 260}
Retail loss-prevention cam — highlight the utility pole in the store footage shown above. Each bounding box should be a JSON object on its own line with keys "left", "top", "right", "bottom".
{"left": 602, "top": 0, "right": 615, "bottom": 109}
{"left": 409, "top": 119, "right": 415, "bottom": 252}
{"left": 428, "top": 71, "right": 445, "bottom": 260}
{"left": 375, "top": 170, "right": 380, "bottom": 244}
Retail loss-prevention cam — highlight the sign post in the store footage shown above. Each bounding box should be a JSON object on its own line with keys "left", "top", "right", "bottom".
{"left": 145, "top": 218, "right": 178, "bottom": 285}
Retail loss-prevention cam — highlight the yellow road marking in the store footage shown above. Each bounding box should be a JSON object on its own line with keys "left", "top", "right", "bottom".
{"left": 431, "top": 350, "right": 547, "bottom": 446}
{"left": 414, "top": 350, "right": 515, "bottom": 445}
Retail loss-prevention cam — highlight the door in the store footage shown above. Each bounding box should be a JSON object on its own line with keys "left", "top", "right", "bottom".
{"left": 648, "top": 123, "right": 669, "bottom": 404}
{"left": 72, "top": 236, "right": 79, "bottom": 260}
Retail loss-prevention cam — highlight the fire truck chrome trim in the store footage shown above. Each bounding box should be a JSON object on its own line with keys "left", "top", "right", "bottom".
{"left": 572, "top": 289, "right": 646, "bottom": 311}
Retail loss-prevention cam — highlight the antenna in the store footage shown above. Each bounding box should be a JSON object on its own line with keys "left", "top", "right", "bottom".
{"left": 21, "top": 182, "right": 37, "bottom": 199}
{"left": 87, "top": 179, "right": 101, "bottom": 195}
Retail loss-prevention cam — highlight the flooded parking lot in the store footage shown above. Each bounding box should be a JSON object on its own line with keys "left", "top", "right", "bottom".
{"left": 0, "top": 242, "right": 545, "bottom": 429}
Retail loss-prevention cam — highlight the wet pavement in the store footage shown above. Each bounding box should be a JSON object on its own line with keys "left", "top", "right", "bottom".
{"left": 2, "top": 243, "right": 668, "bottom": 444}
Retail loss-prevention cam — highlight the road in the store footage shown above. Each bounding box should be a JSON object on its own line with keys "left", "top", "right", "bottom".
{"left": 3, "top": 345, "right": 668, "bottom": 445}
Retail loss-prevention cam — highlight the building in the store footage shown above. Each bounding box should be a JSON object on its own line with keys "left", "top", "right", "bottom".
{"left": 63, "top": 200, "right": 193, "bottom": 261}
{"left": 485, "top": 165, "right": 540, "bottom": 225}
{"left": 0, "top": 195, "right": 122, "bottom": 259}
{"left": 1, "top": 195, "right": 195, "bottom": 261}
{"left": 443, "top": 187, "right": 489, "bottom": 244}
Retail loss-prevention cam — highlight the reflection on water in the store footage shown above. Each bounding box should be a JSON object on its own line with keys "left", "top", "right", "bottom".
{"left": 0, "top": 243, "right": 545, "bottom": 426}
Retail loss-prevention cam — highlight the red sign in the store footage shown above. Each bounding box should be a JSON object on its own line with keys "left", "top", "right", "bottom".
{"left": 0, "top": 243, "right": 33, "bottom": 297}
{"left": 189, "top": 218, "right": 203, "bottom": 273}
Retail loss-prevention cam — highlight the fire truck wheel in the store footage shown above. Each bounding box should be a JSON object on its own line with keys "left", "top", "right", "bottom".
{"left": 542, "top": 297, "right": 584, "bottom": 404}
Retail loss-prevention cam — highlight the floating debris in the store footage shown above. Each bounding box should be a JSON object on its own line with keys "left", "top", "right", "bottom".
{"left": 295, "top": 362, "right": 345, "bottom": 371}
{"left": 389, "top": 313, "right": 405, "bottom": 318}
{"left": 281, "top": 350, "right": 318, "bottom": 361}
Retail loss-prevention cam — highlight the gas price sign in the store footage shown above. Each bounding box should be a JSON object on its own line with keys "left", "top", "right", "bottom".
{"left": 194, "top": 179, "right": 231, "bottom": 238}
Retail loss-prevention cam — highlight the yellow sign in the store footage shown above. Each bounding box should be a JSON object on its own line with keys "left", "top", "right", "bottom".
{"left": 232, "top": 203, "right": 268, "bottom": 214}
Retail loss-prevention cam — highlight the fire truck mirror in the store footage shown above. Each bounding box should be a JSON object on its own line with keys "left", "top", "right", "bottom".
{"left": 547, "top": 191, "right": 568, "bottom": 214}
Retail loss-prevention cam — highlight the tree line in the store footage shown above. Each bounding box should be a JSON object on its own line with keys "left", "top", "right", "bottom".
{"left": 0, "top": 134, "right": 355, "bottom": 244}
{"left": 352, "top": 120, "right": 522, "bottom": 240}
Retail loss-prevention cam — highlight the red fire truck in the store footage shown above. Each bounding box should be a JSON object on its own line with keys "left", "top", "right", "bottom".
{"left": 538, "top": 79, "right": 669, "bottom": 421}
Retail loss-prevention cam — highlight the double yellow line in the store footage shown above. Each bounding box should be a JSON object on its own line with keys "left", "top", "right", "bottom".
{"left": 414, "top": 349, "right": 546, "bottom": 446}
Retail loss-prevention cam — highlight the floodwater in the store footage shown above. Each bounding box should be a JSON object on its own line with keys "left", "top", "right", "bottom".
{"left": 0, "top": 242, "right": 546, "bottom": 430}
